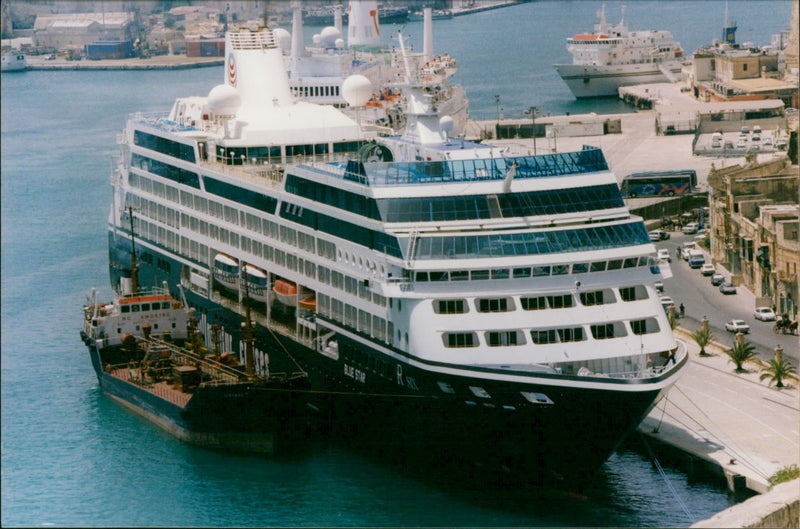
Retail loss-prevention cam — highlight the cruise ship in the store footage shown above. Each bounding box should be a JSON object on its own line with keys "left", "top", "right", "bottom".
{"left": 105, "top": 26, "right": 687, "bottom": 483}
{"left": 553, "top": 5, "right": 684, "bottom": 98}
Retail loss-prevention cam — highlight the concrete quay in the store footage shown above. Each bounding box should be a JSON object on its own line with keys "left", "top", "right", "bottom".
{"left": 24, "top": 54, "right": 222, "bottom": 71}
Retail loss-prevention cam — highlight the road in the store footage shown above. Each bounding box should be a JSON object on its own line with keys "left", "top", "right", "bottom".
{"left": 655, "top": 232, "right": 799, "bottom": 363}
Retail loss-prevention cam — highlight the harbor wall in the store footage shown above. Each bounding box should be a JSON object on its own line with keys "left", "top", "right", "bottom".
{"left": 691, "top": 479, "right": 800, "bottom": 528}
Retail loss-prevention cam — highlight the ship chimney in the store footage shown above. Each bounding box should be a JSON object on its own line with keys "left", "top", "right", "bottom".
{"left": 224, "top": 29, "right": 293, "bottom": 112}
{"left": 348, "top": 0, "right": 380, "bottom": 49}
{"left": 334, "top": 4, "right": 343, "bottom": 34}
{"left": 423, "top": 7, "right": 433, "bottom": 63}
{"left": 290, "top": 2, "right": 304, "bottom": 60}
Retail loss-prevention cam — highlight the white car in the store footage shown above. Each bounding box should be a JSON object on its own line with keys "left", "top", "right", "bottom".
{"left": 753, "top": 307, "right": 776, "bottom": 321}
{"left": 657, "top": 249, "right": 671, "bottom": 263}
{"left": 660, "top": 296, "right": 675, "bottom": 311}
{"left": 682, "top": 223, "right": 699, "bottom": 234}
{"left": 725, "top": 319, "right": 750, "bottom": 333}
{"left": 700, "top": 263, "right": 715, "bottom": 276}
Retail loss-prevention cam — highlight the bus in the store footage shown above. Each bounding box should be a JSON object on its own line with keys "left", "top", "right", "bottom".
{"left": 619, "top": 170, "right": 697, "bottom": 198}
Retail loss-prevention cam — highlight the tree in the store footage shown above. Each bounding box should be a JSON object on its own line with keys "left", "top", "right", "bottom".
{"left": 693, "top": 326, "right": 714, "bottom": 357}
{"left": 724, "top": 339, "right": 757, "bottom": 373}
{"left": 759, "top": 357, "right": 797, "bottom": 388}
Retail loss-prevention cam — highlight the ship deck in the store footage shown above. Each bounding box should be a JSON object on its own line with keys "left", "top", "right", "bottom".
{"left": 109, "top": 366, "right": 192, "bottom": 408}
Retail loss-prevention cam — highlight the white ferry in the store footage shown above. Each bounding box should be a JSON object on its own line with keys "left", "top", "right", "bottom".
{"left": 105, "top": 26, "right": 687, "bottom": 483}
{"left": 553, "top": 4, "right": 684, "bottom": 98}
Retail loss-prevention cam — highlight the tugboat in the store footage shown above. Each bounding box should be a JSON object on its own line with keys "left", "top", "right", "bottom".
{"left": 81, "top": 212, "right": 316, "bottom": 453}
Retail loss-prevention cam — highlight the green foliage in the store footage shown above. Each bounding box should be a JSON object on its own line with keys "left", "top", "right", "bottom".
{"left": 768, "top": 464, "right": 800, "bottom": 487}
{"left": 724, "top": 340, "right": 757, "bottom": 372}
{"left": 788, "top": 130, "right": 797, "bottom": 165}
{"left": 759, "top": 357, "right": 797, "bottom": 388}
{"left": 693, "top": 326, "right": 714, "bottom": 356}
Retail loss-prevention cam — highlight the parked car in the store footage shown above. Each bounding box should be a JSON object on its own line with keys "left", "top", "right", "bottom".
{"left": 736, "top": 139, "right": 747, "bottom": 149}
{"left": 775, "top": 138, "right": 788, "bottom": 150}
{"left": 762, "top": 137, "right": 773, "bottom": 147}
{"left": 657, "top": 248, "right": 671, "bottom": 263}
{"left": 660, "top": 296, "right": 675, "bottom": 311}
{"left": 681, "top": 241, "right": 697, "bottom": 260}
{"left": 719, "top": 282, "right": 737, "bottom": 294}
{"left": 653, "top": 280, "right": 664, "bottom": 293}
{"left": 725, "top": 319, "right": 750, "bottom": 333}
{"left": 648, "top": 229, "right": 670, "bottom": 241}
{"left": 747, "top": 144, "right": 760, "bottom": 153}
{"left": 710, "top": 273, "right": 725, "bottom": 286}
{"left": 687, "top": 249, "right": 705, "bottom": 268}
{"left": 741, "top": 125, "right": 750, "bottom": 134}
{"left": 753, "top": 307, "right": 777, "bottom": 321}
{"left": 700, "top": 263, "right": 715, "bottom": 276}
{"left": 682, "top": 223, "right": 699, "bottom": 234}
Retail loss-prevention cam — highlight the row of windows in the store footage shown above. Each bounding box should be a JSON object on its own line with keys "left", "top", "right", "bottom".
{"left": 133, "top": 130, "right": 196, "bottom": 163}
{"left": 119, "top": 301, "right": 173, "bottom": 313}
{"left": 317, "top": 293, "right": 393, "bottom": 346}
{"left": 292, "top": 84, "right": 341, "bottom": 99}
{"left": 443, "top": 318, "right": 659, "bottom": 348}
{"left": 411, "top": 221, "right": 650, "bottom": 260}
{"left": 132, "top": 154, "right": 200, "bottom": 189}
{"left": 212, "top": 139, "right": 364, "bottom": 166}
{"left": 417, "top": 257, "right": 652, "bottom": 284}
{"left": 126, "top": 199, "right": 387, "bottom": 311}
{"left": 287, "top": 174, "right": 623, "bottom": 223}
{"left": 434, "top": 286, "right": 647, "bottom": 315}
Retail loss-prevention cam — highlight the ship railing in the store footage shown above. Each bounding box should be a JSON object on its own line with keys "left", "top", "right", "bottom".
{"left": 548, "top": 343, "right": 686, "bottom": 380}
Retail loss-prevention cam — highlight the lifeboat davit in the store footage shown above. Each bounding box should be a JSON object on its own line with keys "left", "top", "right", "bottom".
{"left": 273, "top": 279, "right": 297, "bottom": 307}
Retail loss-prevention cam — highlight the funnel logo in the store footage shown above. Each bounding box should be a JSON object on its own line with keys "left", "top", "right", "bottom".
{"left": 227, "top": 53, "right": 237, "bottom": 87}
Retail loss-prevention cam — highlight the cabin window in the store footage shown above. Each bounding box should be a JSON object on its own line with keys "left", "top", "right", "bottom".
{"left": 121, "top": 306, "right": 130, "bottom": 313}
{"left": 433, "top": 299, "right": 467, "bottom": 314}
{"left": 491, "top": 269, "right": 509, "bottom": 279}
{"left": 572, "top": 263, "right": 589, "bottom": 274}
{"left": 141, "top": 303, "right": 150, "bottom": 311}
{"left": 477, "top": 298, "right": 513, "bottom": 313}
{"left": 580, "top": 290, "right": 612, "bottom": 306}
{"left": 557, "top": 327, "right": 585, "bottom": 342}
{"left": 590, "top": 261, "right": 607, "bottom": 272}
{"left": 520, "top": 296, "right": 546, "bottom": 311}
{"left": 485, "top": 330, "right": 524, "bottom": 347}
{"left": 631, "top": 318, "right": 659, "bottom": 335}
{"left": 131, "top": 305, "right": 140, "bottom": 313}
{"left": 607, "top": 259, "right": 623, "bottom": 270}
{"left": 470, "top": 270, "right": 490, "bottom": 280}
{"left": 546, "top": 294, "right": 573, "bottom": 309}
{"left": 443, "top": 332, "right": 478, "bottom": 348}
{"left": 533, "top": 266, "right": 550, "bottom": 277}
{"left": 619, "top": 285, "right": 648, "bottom": 302}
{"left": 512, "top": 267, "right": 531, "bottom": 278}
{"left": 530, "top": 329, "right": 557, "bottom": 344}
{"left": 450, "top": 270, "right": 469, "bottom": 281}
{"left": 591, "top": 323, "right": 614, "bottom": 340}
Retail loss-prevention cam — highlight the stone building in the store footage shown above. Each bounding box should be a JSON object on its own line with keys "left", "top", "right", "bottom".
{"left": 32, "top": 12, "right": 133, "bottom": 52}
{"left": 707, "top": 156, "right": 799, "bottom": 318}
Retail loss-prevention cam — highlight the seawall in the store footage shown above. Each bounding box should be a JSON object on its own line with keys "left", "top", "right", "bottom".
{"left": 691, "top": 479, "right": 800, "bottom": 528}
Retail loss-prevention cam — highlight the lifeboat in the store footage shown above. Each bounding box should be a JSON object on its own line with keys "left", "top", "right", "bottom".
{"left": 213, "top": 253, "right": 239, "bottom": 292}
{"left": 242, "top": 264, "right": 268, "bottom": 303}
{"left": 298, "top": 296, "right": 316, "bottom": 312}
{"left": 273, "top": 279, "right": 297, "bottom": 307}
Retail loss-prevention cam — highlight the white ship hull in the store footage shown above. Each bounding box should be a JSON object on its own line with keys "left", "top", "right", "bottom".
{"left": 554, "top": 61, "right": 682, "bottom": 98}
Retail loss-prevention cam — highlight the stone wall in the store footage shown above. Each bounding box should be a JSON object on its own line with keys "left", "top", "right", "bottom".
{"left": 692, "top": 479, "right": 800, "bottom": 528}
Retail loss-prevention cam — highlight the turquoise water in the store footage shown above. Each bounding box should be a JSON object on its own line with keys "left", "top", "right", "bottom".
{"left": 1, "top": 2, "right": 789, "bottom": 526}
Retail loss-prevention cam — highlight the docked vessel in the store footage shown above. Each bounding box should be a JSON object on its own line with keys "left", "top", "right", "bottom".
{"left": 283, "top": 3, "right": 468, "bottom": 135}
{"left": 81, "top": 217, "right": 314, "bottom": 453}
{"left": 103, "top": 25, "right": 687, "bottom": 483}
{"left": 553, "top": 4, "right": 684, "bottom": 98}
{"left": 1, "top": 51, "right": 27, "bottom": 72}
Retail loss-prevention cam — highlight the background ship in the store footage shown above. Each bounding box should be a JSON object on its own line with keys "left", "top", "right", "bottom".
{"left": 553, "top": 4, "right": 684, "bottom": 98}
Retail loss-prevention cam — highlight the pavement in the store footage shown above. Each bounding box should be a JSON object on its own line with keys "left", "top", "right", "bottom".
{"left": 640, "top": 327, "right": 800, "bottom": 494}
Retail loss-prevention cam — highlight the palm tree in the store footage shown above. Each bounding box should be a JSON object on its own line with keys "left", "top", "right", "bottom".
{"left": 725, "top": 340, "right": 757, "bottom": 373}
{"left": 760, "top": 358, "right": 797, "bottom": 388}
{"left": 693, "top": 326, "right": 714, "bottom": 357}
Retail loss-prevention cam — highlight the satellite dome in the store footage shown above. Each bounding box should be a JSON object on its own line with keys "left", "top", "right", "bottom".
{"left": 335, "top": 38, "right": 345, "bottom": 49}
{"left": 342, "top": 75, "right": 373, "bottom": 107}
{"left": 207, "top": 84, "right": 241, "bottom": 116}
{"left": 312, "top": 33, "right": 321, "bottom": 45}
{"left": 273, "top": 28, "right": 291, "bottom": 52}
{"left": 319, "top": 26, "right": 342, "bottom": 48}
{"left": 439, "top": 115, "right": 454, "bottom": 134}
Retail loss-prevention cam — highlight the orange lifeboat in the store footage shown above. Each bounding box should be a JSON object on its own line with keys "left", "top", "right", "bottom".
{"left": 298, "top": 296, "right": 316, "bottom": 311}
{"left": 273, "top": 279, "right": 297, "bottom": 307}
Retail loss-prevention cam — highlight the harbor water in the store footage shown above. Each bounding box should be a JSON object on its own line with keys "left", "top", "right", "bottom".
{"left": 1, "top": 2, "right": 790, "bottom": 526}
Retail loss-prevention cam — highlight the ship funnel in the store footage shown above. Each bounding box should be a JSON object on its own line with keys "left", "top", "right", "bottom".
{"left": 224, "top": 29, "right": 293, "bottom": 111}
{"left": 423, "top": 7, "right": 433, "bottom": 63}
{"left": 290, "top": 3, "right": 304, "bottom": 60}
{"left": 334, "top": 4, "right": 343, "bottom": 34}
{"left": 348, "top": 0, "right": 380, "bottom": 48}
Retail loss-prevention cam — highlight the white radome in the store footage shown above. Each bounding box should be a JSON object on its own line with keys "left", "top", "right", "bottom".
{"left": 273, "top": 28, "right": 291, "bottom": 52}
{"left": 208, "top": 84, "right": 241, "bottom": 116}
{"left": 342, "top": 75, "right": 373, "bottom": 107}
{"left": 320, "top": 26, "right": 342, "bottom": 48}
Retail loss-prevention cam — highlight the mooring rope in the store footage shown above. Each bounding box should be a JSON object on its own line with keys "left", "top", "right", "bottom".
{"left": 638, "top": 431, "right": 696, "bottom": 524}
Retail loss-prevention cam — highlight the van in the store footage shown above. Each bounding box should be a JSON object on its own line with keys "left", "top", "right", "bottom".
{"left": 688, "top": 249, "right": 705, "bottom": 268}
{"left": 680, "top": 241, "right": 697, "bottom": 260}
{"left": 682, "top": 222, "right": 700, "bottom": 234}
{"left": 711, "top": 132, "right": 723, "bottom": 142}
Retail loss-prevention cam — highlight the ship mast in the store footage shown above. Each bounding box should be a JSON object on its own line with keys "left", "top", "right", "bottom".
{"left": 127, "top": 206, "right": 139, "bottom": 295}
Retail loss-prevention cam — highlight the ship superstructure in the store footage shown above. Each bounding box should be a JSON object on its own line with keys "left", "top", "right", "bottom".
{"left": 106, "top": 26, "right": 687, "bottom": 483}
{"left": 554, "top": 4, "right": 684, "bottom": 98}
